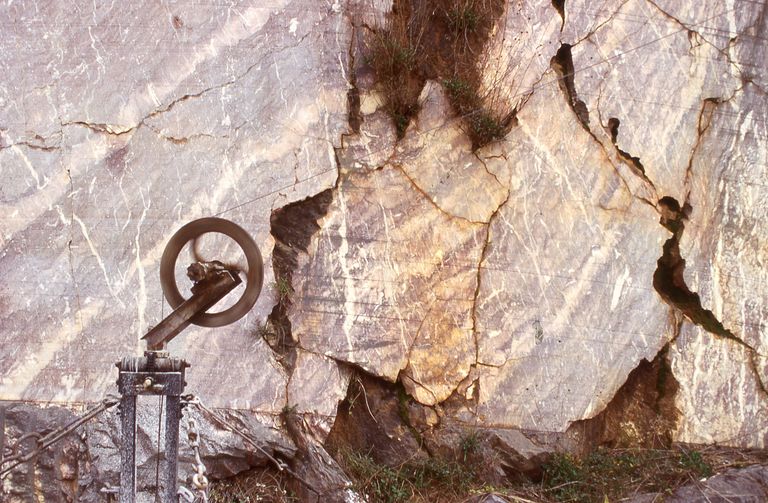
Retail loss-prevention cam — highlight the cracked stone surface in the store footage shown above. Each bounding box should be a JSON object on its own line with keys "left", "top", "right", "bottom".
{"left": 472, "top": 78, "right": 669, "bottom": 431}
{"left": 2, "top": 1, "right": 768, "bottom": 485}
{"left": 565, "top": 0, "right": 746, "bottom": 202}
{"left": 671, "top": 322, "right": 768, "bottom": 448}
{"left": 0, "top": 0, "right": 349, "bottom": 410}
{"left": 290, "top": 144, "right": 487, "bottom": 405}
{"left": 671, "top": 81, "right": 768, "bottom": 448}
{"left": 287, "top": 349, "right": 351, "bottom": 423}
{"left": 396, "top": 82, "right": 509, "bottom": 224}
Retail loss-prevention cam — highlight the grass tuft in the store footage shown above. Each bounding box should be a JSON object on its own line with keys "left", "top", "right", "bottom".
{"left": 272, "top": 277, "right": 292, "bottom": 303}
{"left": 208, "top": 445, "right": 763, "bottom": 503}
{"left": 443, "top": 76, "right": 515, "bottom": 148}
{"left": 445, "top": 5, "right": 480, "bottom": 34}
{"left": 366, "top": 12, "right": 426, "bottom": 138}
{"left": 364, "top": 0, "right": 511, "bottom": 147}
{"left": 339, "top": 450, "right": 478, "bottom": 503}
{"left": 542, "top": 447, "right": 716, "bottom": 502}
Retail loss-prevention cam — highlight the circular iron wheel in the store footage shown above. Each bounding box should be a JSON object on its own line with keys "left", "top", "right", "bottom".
{"left": 159, "top": 217, "right": 263, "bottom": 327}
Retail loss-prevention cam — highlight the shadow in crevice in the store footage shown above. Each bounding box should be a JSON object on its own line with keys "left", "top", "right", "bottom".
{"left": 653, "top": 196, "right": 737, "bottom": 339}
{"left": 264, "top": 189, "right": 334, "bottom": 370}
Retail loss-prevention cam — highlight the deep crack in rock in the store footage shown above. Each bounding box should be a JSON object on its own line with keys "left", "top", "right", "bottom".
{"left": 653, "top": 196, "right": 751, "bottom": 349}
{"left": 326, "top": 371, "right": 430, "bottom": 465}
{"left": 346, "top": 24, "right": 362, "bottom": 134}
{"left": 607, "top": 117, "right": 647, "bottom": 176}
{"left": 550, "top": 43, "right": 590, "bottom": 129}
{"left": 267, "top": 189, "right": 334, "bottom": 371}
{"left": 552, "top": 0, "right": 565, "bottom": 29}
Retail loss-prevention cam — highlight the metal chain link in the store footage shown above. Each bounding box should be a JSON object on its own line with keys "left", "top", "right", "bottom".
{"left": 181, "top": 395, "right": 288, "bottom": 471}
{"left": 0, "top": 394, "right": 119, "bottom": 478}
{"left": 179, "top": 395, "right": 323, "bottom": 496}
{"left": 183, "top": 417, "right": 209, "bottom": 502}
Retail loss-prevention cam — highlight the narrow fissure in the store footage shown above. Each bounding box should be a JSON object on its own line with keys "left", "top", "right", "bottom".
{"left": 266, "top": 189, "right": 334, "bottom": 371}
{"left": 470, "top": 188, "right": 510, "bottom": 368}
{"left": 550, "top": 43, "right": 590, "bottom": 129}
{"left": 64, "top": 167, "right": 84, "bottom": 332}
{"left": 552, "top": 0, "right": 565, "bottom": 29}
{"left": 347, "top": 24, "right": 362, "bottom": 134}
{"left": 652, "top": 196, "right": 748, "bottom": 346}
{"left": 607, "top": 117, "right": 647, "bottom": 176}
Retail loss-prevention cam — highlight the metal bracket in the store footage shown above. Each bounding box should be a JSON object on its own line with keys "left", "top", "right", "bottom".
{"left": 142, "top": 266, "right": 240, "bottom": 350}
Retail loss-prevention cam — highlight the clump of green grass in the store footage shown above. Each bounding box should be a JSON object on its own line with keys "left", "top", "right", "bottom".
{"left": 443, "top": 76, "right": 515, "bottom": 149}
{"left": 542, "top": 448, "right": 715, "bottom": 502}
{"left": 366, "top": 14, "right": 426, "bottom": 138}
{"left": 446, "top": 5, "right": 480, "bottom": 34}
{"left": 339, "top": 450, "right": 478, "bottom": 503}
{"left": 443, "top": 77, "right": 474, "bottom": 103}
{"left": 468, "top": 110, "right": 513, "bottom": 146}
{"left": 272, "top": 277, "right": 292, "bottom": 303}
{"left": 460, "top": 431, "right": 481, "bottom": 462}
{"left": 364, "top": 0, "right": 510, "bottom": 145}
{"left": 679, "top": 449, "right": 713, "bottom": 478}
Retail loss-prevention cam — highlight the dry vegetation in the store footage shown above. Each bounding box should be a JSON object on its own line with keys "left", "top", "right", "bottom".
{"left": 365, "top": 0, "right": 515, "bottom": 148}
{"left": 209, "top": 445, "right": 768, "bottom": 503}
{"left": 208, "top": 467, "right": 296, "bottom": 503}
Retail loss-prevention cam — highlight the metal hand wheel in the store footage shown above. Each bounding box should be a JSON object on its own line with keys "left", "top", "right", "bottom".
{"left": 159, "top": 217, "right": 264, "bottom": 327}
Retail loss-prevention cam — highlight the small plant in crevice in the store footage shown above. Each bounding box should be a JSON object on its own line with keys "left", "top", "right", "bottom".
{"left": 365, "top": 11, "right": 427, "bottom": 139}
{"left": 272, "top": 276, "right": 293, "bottom": 304}
{"left": 442, "top": 75, "right": 517, "bottom": 149}
{"left": 460, "top": 430, "right": 480, "bottom": 461}
{"left": 363, "top": 0, "right": 511, "bottom": 145}
{"left": 468, "top": 108, "right": 515, "bottom": 147}
{"left": 281, "top": 403, "right": 299, "bottom": 417}
{"left": 443, "top": 76, "right": 474, "bottom": 103}
{"left": 256, "top": 320, "right": 278, "bottom": 346}
{"left": 446, "top": 4, "right": 480, "bottom": 34}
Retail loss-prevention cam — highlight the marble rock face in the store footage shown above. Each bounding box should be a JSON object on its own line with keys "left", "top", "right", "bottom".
{"left": 291, "top": 0, "right": 768, "bottom": 447}
{"left": 0, "top": 0, "right": 351, "bottom": 413}
{"left": 561, "top": 0, "right": 768, "bottom": 447}
{"left": 1, "top": 0, "right": 767, "bottom": 476}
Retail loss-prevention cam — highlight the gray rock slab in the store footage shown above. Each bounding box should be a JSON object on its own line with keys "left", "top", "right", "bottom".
{"left": 566, "top": 0, "right": 743, "bottom": 202}
{"left": 671, "top": 323, "right": 768, "bottom": 448}
{"left": 628, "top": 464, "right": 768, "bottom": 503}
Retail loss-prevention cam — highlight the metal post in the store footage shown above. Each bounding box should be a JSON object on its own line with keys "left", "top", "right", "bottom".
{"left": 117, "top": 352, "right": 187, "bottom": 503}
{"left": 0, "top": 405, "right": 5, "bottom": 465}
{"left": 118, "top": 395, "right": 137, "bottom": 503}
{"left": 163, "top": 395, "right": 181, "bottom": 501}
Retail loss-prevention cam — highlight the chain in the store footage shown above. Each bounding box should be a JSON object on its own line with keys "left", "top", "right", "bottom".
{"left": 0, "top": 394, "right": 119, "bottom": 478}
{"left": 181, "top": 395, "right": 288, "bottom": 471}
{"left": 180, "top": 395, "right": 322, "bottom": 496}
{"left": 183, "top": 417, "right": 209, "bottom": 502}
